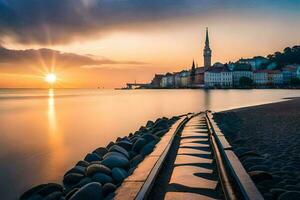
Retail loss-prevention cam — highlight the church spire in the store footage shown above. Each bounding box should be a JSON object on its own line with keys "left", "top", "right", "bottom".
{"left": 205, "top": 27, "right": 210, "bottom": 48}
{"left": 203, "top": 27, "right": 212, "bottom": 70}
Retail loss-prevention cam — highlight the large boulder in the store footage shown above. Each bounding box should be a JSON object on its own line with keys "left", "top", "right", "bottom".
{"left": 101, "top": 155, "right": 130, "bottom": 169}
{"left": 109, "top": 145, "right": 129, "bottom": 159}
{"left": 92, "top": 147, "right": 108, "bottom": 158}
{"left": 146, "top": 120, "right": 154, "bottom": 128}
{"left": 86, "top": 164, "right": 111, "bottom": 177}
{"left": 84, "top": 153, "right": 102, "bottom": 162}
{"left": 116, "top": 141, "right": 133, "bottom": 151}
{"left": 132, "top": 138, "right": 147, "bottom": 152}
{"left": 43, "top": 191, "right": 62, "bottom": 200}
{"left": 140, "top": 142, "right": 156, "bottom": 156}
{"left": 106, "top": 142, "right": 115, "bottom": 149}
{"left": 76, "top": 160, "right": 89, "bottom": 168}
{"left": 141, "top": 133, "right": 159, "bottom": 143}
{"left": 69, "top": 182, "right": 103, "bottom": 200}
{"left": 102, "top": 183, "right": 117, "bottom": 197}
{"left": 65, "top": 166, "right": 86, "bottom": 176}
{"left": 21, "top": 183, "right": 64, "bottom": 199}
{"left": 130, "top": 155, "right": 144, "bottom": 168}
{"left": 111, "top": 168, "right": 128, "bottom": 184}
{"left": 63, "top": 173, "right": 85, "bottom": 185}
{"left": 103, "top": 152, "right": 127, "bottom": 160}
{"left": 92, "top": 173, "right": 113, "bottom": 185}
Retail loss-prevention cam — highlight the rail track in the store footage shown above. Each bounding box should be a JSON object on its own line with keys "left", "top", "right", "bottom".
{"left": 114, "top": 112, "right": 263, "bottom": 200}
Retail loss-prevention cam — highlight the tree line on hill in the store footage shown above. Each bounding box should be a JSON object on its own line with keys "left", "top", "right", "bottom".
{"left": 265, "top": 45, "right": 300, "bottom": 69}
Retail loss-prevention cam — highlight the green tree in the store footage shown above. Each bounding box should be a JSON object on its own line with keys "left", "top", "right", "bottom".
{"left": 291, "top": 77, "right": 300, "bottom": 85}
{"left": 239, "top": 77, "right": 253, "bottom": 87}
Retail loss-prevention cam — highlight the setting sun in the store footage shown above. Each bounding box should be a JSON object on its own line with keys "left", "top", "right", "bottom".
{"left": 45, "top": 73, "right": 57, "bottom": 84}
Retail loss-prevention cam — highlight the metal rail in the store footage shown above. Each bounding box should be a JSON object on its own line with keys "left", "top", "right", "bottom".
{"left": 206, "top": 111, "right": 264, "bottom": 200}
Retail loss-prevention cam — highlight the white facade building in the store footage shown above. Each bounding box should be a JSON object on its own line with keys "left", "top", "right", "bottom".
{"left": 204, "top": 68, "right": 233, "bottom": 88}
{"left": 233, "top": 71, "right": 253, "bottom": 86}
{"left": 253, "top": 70, "right": 268, "bottom": 85}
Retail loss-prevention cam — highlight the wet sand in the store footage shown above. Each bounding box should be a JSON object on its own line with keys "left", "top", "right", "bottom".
{"left": 214, "top": 98, "right": 300, "bottom": 200}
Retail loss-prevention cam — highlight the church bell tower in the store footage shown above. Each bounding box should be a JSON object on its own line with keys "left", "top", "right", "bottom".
{"left": 203, "top": 27, "right": 212, "bottom": 70}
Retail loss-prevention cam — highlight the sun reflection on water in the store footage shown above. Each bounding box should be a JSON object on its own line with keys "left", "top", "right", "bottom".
{"left": 45, "top": 89, "right": 68, "bottom": 181}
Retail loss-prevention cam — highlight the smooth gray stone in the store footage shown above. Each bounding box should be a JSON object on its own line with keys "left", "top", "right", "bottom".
{"left": 249, "top": 171, "right": 273, "bottom": 183}
{"left": 69, "top": 182, "right": 103, "bottom": 200}
{"left": 86, "top": 164, "right": 111, "bottom": 177}
{"left": 132, "top": 138, "right": 147, "bottom": 152}
{"left": 116, "top": 141, "right": 132, "bottom": 151}
{"left": 154, "top": 129, "right": 168, "bottom": 137}
{"left": 102, "top": 183, "right": 117, "bottom": 196}
{"left": 27, "top": 195, "right": 43, "bottom": 200}
{"left": 146, "top": 120, "right": 154, "bottom": 128}
{"left": 92, "top": 173, "right": 113, "bottom": 184}
{"left": 76, "top": 161, "right": 89, "bottom": 168}
{"left": 75, "top": 177, "right": 92, "bottom": 188}
{"left": 64, "top": 173, "right": 85, "bottom": 185}
{"left": 278, "top": 191, "right": 300, "bottom": 200}
{"left": 101, "top": 155, "right": 130, "bottom": 169}
{"left": 21, "top": 183, "right": 63, "bottom": 199}
{"left": 103, "top": 151, "right": 126, "bottom": 160}
{"left": 37, "top": 183, "right": 63, "bottom": 197}
{"left": 20, "top": 184, "right": 47, "bottom": 199}
{"left": 65, "top": 166, "right": 86, "bottom": 176}
{"left": 104, "top": 192, "right": 115, "bottom": 200}
{"left": 140, "top": 141, "right": 156, "bottom": 156}
{"left": 139, "top": 126, "right": 148, "bottom": 133}
{"left": 109, "top": 145, "right": 129, "bottom": 158}
{"left": 93, "top": 147, "right": 108, "bottom": 158}
{"left": 141, "top": 133, "right": 159, "bottom": 143}
{"left": 44, "top": 191, "right": 62, "bottom": 200}
{"left": 65, "top": 188, "right": 79, "bottom": 200}
{"left": 84, "top": 153, "right": 102, "bottom": 162}
{"left": 128, "top": 151, "right": 138, "bottom": 159}
{"left": 111, "top": 167, "right": 128, "bottom": 183}
{"left": 130, "top": 154, "right": 144, "bottom": 168}
{"left": 106, "top": 142, "right": 114, "bottom": 149}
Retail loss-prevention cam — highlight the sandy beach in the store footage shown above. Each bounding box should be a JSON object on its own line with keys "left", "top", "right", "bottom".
{"left": 214, "top": 98, "right": 300, "bottom": 199}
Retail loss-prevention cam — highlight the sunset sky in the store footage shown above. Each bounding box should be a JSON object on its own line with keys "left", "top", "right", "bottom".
{"left": 0, "top": 0, "right": 300, "bottom": 88}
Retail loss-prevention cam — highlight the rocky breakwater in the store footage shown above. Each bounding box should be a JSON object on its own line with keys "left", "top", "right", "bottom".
{"left": 20, "top": 116, "right": 179, "bottom": 200}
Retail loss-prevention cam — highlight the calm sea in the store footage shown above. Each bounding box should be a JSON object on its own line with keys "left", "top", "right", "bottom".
{"left": 0, "top": 89, "right": 299, "bottom": 199}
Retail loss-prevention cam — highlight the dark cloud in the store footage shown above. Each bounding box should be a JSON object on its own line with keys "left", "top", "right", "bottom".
{"left": 0, "top": 0, "right": 298, "bottom": 45}
{"left": 0, "top": 0, "right": 233, "bottom": 45}
{"left": 0, "top": 46, "right": 145, "bottom": 69}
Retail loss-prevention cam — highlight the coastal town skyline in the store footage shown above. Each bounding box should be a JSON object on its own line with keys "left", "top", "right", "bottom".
{"left": 1, "top": 0, "right": 300, "bottom": 88}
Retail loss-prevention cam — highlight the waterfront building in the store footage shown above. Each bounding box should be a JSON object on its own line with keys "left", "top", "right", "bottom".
{"left": 204, "top": 67, "right": 233, "bottom": 88}
{"left": 150, "top": 74, "right": 164, "bottom": 88}
{"left": 282, "top": 64, "right": 300, "bottom": 84}
{"left": 174, "top": 72, "right": 181, "bottom": 88}
{"left": 203, "top": 28, "right": 212, "bottom": 70}
{"left": 238, "top": 56, "right": 268, "bottom": 70}
{"left": 160, "top": 76, "right": 168, "bottom": 88}
{"left": 194, "top": 67, "right": 205, "bottom": 85}
{"left": 268, "top": 70, "right": 283, "bottom": 85}
{"left": 253, "top": 70, "right": 268, "bottom": 86}
{"left": 166, "top": 73, "right": 175, "bottom": 88}
{"left": 231, "top": 63, "right": 253, "bottom": 86}
{"left": 180, "top": 70, "right": 190, "bottom": 87}
{"left": 233, "top": 71, "right": 253, "bottom": 86}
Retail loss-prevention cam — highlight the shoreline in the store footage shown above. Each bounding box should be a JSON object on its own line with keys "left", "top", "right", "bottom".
{"left": 20, "top": 116, "right": 180, "bottom": 200}
{"left": 214, "top": 98, "right": 300, "bottom": 199}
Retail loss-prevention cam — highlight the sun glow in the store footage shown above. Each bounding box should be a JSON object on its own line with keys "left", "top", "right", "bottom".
{"left": 45, "top": 73, "right": 57, "bottom": 84}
